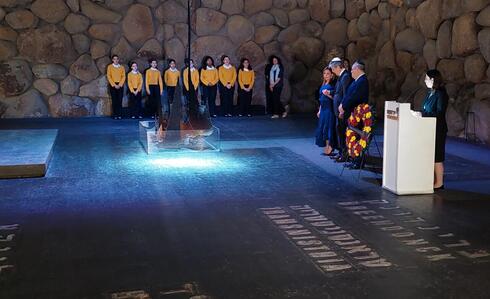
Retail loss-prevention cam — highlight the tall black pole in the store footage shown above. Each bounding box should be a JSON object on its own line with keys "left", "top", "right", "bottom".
{"left": 187, "top": 0, "right": 193, "bottom": 95}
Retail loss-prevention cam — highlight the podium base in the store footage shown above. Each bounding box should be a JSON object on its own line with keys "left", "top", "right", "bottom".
{"left": 382, "top": 185, "right": 434, "bottom": 195}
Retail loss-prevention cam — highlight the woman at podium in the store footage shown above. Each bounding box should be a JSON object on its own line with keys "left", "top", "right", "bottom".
{"left": 421, "top": 69, "right": 448, "bottom": 190}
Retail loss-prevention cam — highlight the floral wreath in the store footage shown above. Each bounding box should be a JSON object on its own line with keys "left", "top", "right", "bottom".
{"left": 346, "top": 104, "right": 374, "bottom": 158}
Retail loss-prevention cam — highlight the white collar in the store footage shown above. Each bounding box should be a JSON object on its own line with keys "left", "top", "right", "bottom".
{"left": 355, "top": 73, "right": 365, "bottom": 81}
{"left": 169, "top": 67, "right": 178, "bottom": 72}
{"left": 223, "top": 64, "right": 232, "bottom": 69}
{"left": 112, "top": 63, "right": 121, "bottom": 68}
{"left": 243, "top": 68, "right": 250, "bottom": 72}
{"left": 340, "top": 69, "right": 346, "bottom": 76}
{"left": 206, "top": 66, "right": 215, "bottom": 70}
{"left": 131, "top": 70, "right": 139, "bottom": 74}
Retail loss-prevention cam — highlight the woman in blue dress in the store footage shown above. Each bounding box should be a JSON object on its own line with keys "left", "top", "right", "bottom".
{"left": 315, "top": 67, "right": 337, "bottom": 156}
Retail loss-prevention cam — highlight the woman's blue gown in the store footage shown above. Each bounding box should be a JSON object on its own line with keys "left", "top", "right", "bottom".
{"left": 315, "top": 83, "right": 337, "bottom": 149}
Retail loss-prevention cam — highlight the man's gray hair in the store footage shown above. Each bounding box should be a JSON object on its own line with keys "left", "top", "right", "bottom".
{"left": 352, "top": 61, "right": 365, "bottom": 71}
{"left": 329, "top": 60, "right": 344, "bottom": 69}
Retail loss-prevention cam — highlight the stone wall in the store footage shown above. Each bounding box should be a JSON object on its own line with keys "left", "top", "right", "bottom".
{"left": 0, "top": 0, "right": 489, "bottom": 143}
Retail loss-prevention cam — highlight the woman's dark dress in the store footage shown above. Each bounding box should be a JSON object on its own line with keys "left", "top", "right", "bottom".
{"left": 421, "top": 88, "right": 448, "bottom": 163}
{"left": 315, "top": 83, "right": 337, "bottom": 148}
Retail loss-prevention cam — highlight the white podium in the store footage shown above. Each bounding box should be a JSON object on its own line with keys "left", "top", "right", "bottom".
{"left": 382, "top": 101, "right": 436, "bottom": 195}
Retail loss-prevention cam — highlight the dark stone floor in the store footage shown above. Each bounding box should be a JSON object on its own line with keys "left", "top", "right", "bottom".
{"left": 0, "top": 116, "right": 489, "bottom": 299}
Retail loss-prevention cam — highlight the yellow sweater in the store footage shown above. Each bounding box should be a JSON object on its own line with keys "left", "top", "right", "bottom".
{"left": 200, "top": 68, "right": 219, "bottom": 86}
{"left": 127, "top": 71, "right": 143, "bottom": 93}
{"left": 145, "top": 68, "right": 163, "bottom": 94}
{"left": 183, "top": 68, "right": 200, "bottom": 91}
{"left": 218, "top": 65, "right": 237, "bottom": 86}
{"left": 238, "top": 69, "right": 255, "bottom": 90}
{"left": 106, "top": 64, "right": 126, "bottom": 87}
{"left": 164, "top": 68, "right": 180, "bottom": 87}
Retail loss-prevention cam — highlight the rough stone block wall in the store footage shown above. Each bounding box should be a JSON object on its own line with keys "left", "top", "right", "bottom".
{"left": 0, "top": 0, "right": 489, "bottom": 143}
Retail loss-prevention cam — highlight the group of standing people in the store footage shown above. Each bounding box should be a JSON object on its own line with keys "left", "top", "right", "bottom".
{"left": 315, "top": 57, "right": 448, "bottom": 189}
{"left": 315, "top": 57, "right": 369, "bottom": 169}
{"left": 106, "top": 54, "right": 288, "bottom": 121}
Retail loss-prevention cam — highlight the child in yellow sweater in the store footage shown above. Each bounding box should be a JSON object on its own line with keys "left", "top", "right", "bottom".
{"left": 145, "top": 58, "right": 163, "bottom": 119}
{"left": 218, "top": 55, "right": 237, "bottom": 117}
{"left": 106, "top": 55, "right": 126, "bottom": 119}
{"left": 181, "top": 58, "right": 199, "bottom": 122}
{"left": 163, "top": 59, "right": 180, "bottom": 105}
{"left": 200, "top": 56, "right": 219, "bottom": 117}
{"left": 127, "top": 61, "right": 143, "bottom": 119}
{"left": 237, "top": 58, "right": 255, "bottom": 117}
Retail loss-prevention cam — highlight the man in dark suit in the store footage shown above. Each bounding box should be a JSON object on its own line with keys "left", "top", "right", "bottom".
{"left": 329, "top": 57, "right": 352, "bottom": 161}
{"left": 339, "top": 60, "right": 369, "bottom": 168}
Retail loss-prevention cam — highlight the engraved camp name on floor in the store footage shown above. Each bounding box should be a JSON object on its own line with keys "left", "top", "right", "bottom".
{"left": 259, "top": 205, "right": 392, "bottom": 273}
{"left": 0, "top": 224, "right": 19, "bottom": 276}
{"left": 109, "top": 282, "right": 212, "bottom": 299}
{"left": 338, "top": 200, "right": 490, "bottom": 262}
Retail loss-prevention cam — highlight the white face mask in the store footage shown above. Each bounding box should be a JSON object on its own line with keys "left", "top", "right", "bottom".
{"left": 424, "top": 75, "right": 434, "bottom": 89}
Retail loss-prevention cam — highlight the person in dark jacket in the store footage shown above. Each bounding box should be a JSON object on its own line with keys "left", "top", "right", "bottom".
{"left": 329, "top": 57, "right": 352, "bottom": 161}
{"left": 265, "top": 55, "right": 287, "bottom": 118}
{"left": 339, "top": 60, "right": 369, "bottom": 168}
{"left": 421, "top": 69, "right": 448, "bottom": 190}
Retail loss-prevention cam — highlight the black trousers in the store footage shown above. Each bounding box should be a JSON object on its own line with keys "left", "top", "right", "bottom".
{"left": 238, "top": 87, "right": 252, "bottom": 115}
{"left": 337, "top": 116, "right": 347, "bottom": 154}
{"left": 109, "top": 84, "right": 123, "bottom": 118}
{"left": 182, "top": 87, "right": 199, "bottom": 123}
{"left": 271, "top": 85, "right": 284, "bottom": 115}
{"left": 147, "top": 85, "right": 160, "bottom": 117}
{"left": 219, "top": 83, "right": 235, "bottom": 115}
{"left": 166, "top": 86, "right": 176, "bottom": 104}
{"left": 265, "top": 83, "right": 273, "bottom": 114}
{"left": 202, "top": 85, "right": 217, "bottom": 116}
{"left": 129, "top": 90, "right": 142, "bottom": 117}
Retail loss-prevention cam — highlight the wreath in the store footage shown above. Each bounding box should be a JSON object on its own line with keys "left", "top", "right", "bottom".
{"left": 346, "top": 104, "right": 374, "bottom": 158}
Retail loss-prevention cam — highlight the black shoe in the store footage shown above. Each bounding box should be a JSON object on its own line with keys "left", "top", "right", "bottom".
{"left": 434, "top": 185, "right": 445, "bottom": 191}
{"left": 347, "top": 163, "right": 361, "bottom": 169}
{"left": 335, "top": 156, "right": 347, "bottom": 163}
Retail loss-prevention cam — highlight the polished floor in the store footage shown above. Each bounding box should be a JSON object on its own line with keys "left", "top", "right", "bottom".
{"left": 0, "top": 116, "right": 489, "bottom": 299}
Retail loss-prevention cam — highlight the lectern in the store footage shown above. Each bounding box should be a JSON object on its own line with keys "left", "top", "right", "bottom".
{"left": 382, "top": 101, "right": 436, "bottom": 195}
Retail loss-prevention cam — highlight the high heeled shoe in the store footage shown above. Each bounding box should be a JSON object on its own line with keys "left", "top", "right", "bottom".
{"left": 434, "top": 185, "right": 445, "bottom": 191}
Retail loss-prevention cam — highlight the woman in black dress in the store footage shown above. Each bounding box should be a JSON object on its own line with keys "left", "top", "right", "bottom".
{"left": 421, "top": 69, "right": 448, "bottom": 190}
{"left": 265, "top": 55, "right": 287, "bottom": 119}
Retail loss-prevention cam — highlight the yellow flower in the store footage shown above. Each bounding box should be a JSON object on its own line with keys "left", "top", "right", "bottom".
{"left": 350, "top": 136, "right": 356, "bottom": 142}
{"left": 346, "top": 130, "right": 352, "bottom": 137}
{"left": 359, "top": 139, "right": 367, "bottom": 148}
{"left": 363, "top": 126, "right": 372, "bottom": 133}
{"left": 365, "top": 112, "right": 372, "bottom": 118}
{"left": 356, "top": 117, "right": 361, "bottom": 122}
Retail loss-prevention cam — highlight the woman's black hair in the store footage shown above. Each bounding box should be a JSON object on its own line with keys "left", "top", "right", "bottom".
{"left": 268, "top": 55, "right": 282, "bottom": 66}
{"left": 167, "top": 58, "right": 176, "bottom": 65}
{"left": 343, "top": 58, "right": 351, "bottom": 70}
{"left": 129, "top": 61, "right": 137, "bottom": 67}
{"left": 201, "top": 56, "right": 215, "bottom": 69}
{"left": 111, "top": 54, "right": 119, "bottom": 60}
{"left": 148, "top": 58, "right": 157, "bottom": 65}
{"left": 426, "top": 69, "right": 444, "bottom": 90}
{"left": 322, "top": 66, "right": 336, "bottom": 86}
{"left": 221, "top": 55, "right": 230, "bottom": 64}
{"left": 184, "top": 58, "right": 194, "bottom": 67}
{"left": 238, "top": 58, "right": 252, "bottom": 71}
